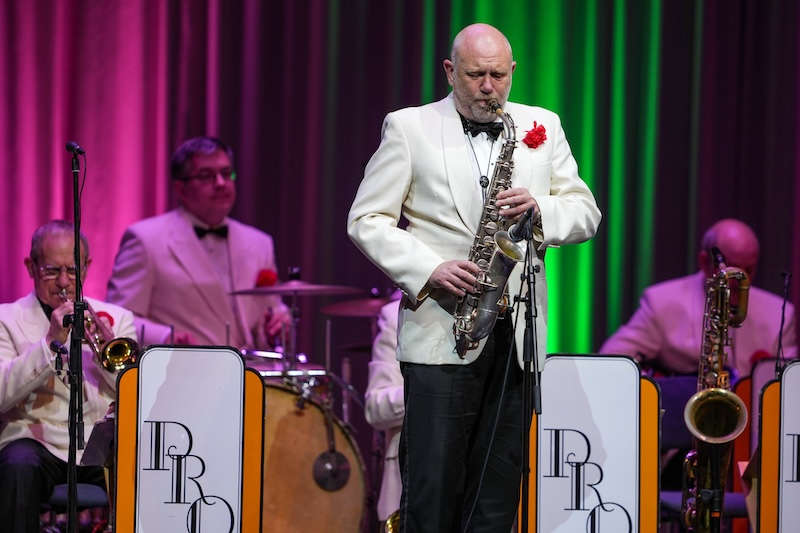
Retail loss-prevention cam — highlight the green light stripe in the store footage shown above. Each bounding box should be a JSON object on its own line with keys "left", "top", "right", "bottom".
{"left": 687, "top": 0, "right": 704, "bottom": 271}
{"left": 458, "top": 1, "right": 598, "bottom": 353}
{"left": 444, "top": 2, "right": 605, "bottom": 353}
{"left": 606, "top": 0, "right": 627, "bottom": 335}
{"left": 420, "top": 0, "right": 436, "bottom": 103}
{"left": 568, "top": 0, "right": 599, "bottom": 353}
{"left": 450, "top": 0, "right": 471, "bottom": 40}
{"left": 635, "top": 0, "right": 662, "bottom": 295}
{"left": 579, "top": 0, "right": 599, "bottom": 194}
{"left": 504, "top": 1, "right": 566, "bottom": 353}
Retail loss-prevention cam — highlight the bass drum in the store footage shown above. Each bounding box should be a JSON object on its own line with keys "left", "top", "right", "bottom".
{"left": 262, "top": 383, "right": 366, "bottom": 532}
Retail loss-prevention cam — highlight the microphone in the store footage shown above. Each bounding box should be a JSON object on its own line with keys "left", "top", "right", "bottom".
{"left": 65, "top": 141, "right": 85, "bottom": 155}
{"left": 509, "top": 207, "right": 536, "bottom": 242}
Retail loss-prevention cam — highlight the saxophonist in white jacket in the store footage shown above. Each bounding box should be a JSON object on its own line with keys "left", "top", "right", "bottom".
{"left": 348, "top": 23, "right": 600, "bottom": 532}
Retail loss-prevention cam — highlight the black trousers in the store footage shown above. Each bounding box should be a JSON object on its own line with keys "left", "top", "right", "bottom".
{"left": 0, "top": 438, "right": 105, "bottom": 533}
{"left": 398, "top": 315, "right": 527, "bottom": 533}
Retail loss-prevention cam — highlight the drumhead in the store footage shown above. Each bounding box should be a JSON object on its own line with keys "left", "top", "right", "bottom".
{"left": 262, "top": 383, "right": 366, "bottom": 532}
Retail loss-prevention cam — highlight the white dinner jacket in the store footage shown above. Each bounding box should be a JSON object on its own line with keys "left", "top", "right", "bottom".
{"left": 364, "top": 298, "right": 403, "bottom": 521}
{"left": 107, "top": 209, "right": 283, "bottom": 348}
{"left": 348, "top": 94, "right": 601, "bottom": 367}
{"left": 600, "top": 271, "right": 798, "bottom": 377}
{"left": 0, "top": 292, "right": 135, "bottom": 461}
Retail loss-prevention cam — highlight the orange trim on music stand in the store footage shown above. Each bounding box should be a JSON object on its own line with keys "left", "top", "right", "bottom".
{"left": 731, "top": 377, "right": 753, "bottom": 533}
{"left": 242, "top": 368, "right": 265, "bottom": 532}
{"left": 640, "top": 377, "right": 659, "bottom": 533}
{"left": 520, "top": 413, "right": 538, "bottom": 530}
{"left": 114, "top": 367, "right": 138, "bottom": 533}
{"left": 758, "top": 380, "right": 781, "bottom": 532}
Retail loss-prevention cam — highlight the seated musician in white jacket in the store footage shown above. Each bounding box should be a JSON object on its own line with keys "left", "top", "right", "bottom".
{"left": 0, "top": 221, "right": 136, "bottom": 533}
{"left": 364, "top": 295, "right": 403, "bottom": 525}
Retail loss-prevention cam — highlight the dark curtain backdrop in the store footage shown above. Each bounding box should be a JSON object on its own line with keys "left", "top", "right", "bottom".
{"left": 2, "top": 0, "right": 798, "bottom": 358}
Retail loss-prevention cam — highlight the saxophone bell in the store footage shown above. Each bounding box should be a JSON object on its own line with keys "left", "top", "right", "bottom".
{"left": 382, "top": 510, "right": 400, "bottom": 533}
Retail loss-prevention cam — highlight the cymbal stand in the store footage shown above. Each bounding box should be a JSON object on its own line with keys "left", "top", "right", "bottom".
{"left": 285, "top": 292, "right": 300, "bottom": 371}
{"left": 325, "top": 318, "right": 332, "bottom": 372}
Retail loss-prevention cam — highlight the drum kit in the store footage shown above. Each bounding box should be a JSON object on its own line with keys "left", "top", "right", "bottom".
{"left": 231, "top": 279, "right": 394, "bottom": 532}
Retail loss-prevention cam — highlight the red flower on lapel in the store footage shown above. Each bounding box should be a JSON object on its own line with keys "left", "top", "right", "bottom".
{"left": 256, "top": 269, "right": 278, "bottom": 287}
{"left": 522, "top": 122, "right": 547, "bottom": 149}
{"left": 95, "top": 311, "right": 114, "bottom": 328}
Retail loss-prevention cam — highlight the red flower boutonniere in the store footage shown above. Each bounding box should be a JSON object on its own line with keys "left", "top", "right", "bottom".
{"left": 256, "top": 269, "right": 278, "bottom": 287}
{"left": 522, "top": 122, "right": 547, "bottom": 149}
{"left": 95, "top": 311, "right": 114, "bottom": 328}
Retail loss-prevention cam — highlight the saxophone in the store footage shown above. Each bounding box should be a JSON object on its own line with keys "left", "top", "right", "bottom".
{"left": 453, "top": 100, "right": 526, "bottom": 357}
{"left": 681, "top": 252, "right": 750, "bottom": 532}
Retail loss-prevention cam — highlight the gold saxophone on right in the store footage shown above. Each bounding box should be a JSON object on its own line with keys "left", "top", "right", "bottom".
{"left": 681, "top": 255, "right": 750, "bottom": 532}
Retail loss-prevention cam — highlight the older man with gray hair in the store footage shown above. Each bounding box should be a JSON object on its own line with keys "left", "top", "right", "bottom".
{"left": 601, "top": 218, "right": 797, "bottom": 377}
{"left": 0, "top": 220, "right": 136, "bottom": 532}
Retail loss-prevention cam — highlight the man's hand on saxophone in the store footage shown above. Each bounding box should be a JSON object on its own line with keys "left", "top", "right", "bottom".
{"left": 496, "top": 187, "right": 540, "bottom": 221}
{"left": 428, "top": 260, "right": 481, "bottom": 297}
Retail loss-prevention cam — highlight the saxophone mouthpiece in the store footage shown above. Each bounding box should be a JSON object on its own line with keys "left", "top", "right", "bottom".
{"left": 58, "top": 288, "right": 68, "bottom": 302}
{"left": 487, "top": 99, "right": 502, "bottom": 115}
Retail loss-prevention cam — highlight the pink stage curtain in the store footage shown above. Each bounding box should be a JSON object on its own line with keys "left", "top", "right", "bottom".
{"left": 0, "top": 1, "right": 342, "bottom": 351}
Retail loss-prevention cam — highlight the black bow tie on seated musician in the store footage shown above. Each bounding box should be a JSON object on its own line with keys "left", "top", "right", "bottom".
{"left": 194, "top": 225, "right": 229, "bottom": 239}
{"left": 459, "top": 113, "right": 504, "bottom": 141}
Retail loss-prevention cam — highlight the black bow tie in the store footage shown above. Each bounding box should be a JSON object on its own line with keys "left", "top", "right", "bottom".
{"left": 38, "top": 299, "right": 54, "bottom": 320}
{"left": 194, "top": 225, "right": 228, "bottom": 239}
{"left": 460, "top": 115, "right": 504, "bottom": 141}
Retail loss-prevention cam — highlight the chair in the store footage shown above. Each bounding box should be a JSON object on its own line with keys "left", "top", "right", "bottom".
{"left": 656, "top": 376, "right": 749, "bottom": 530}
{"left": 41, "top": 482, "right": 109, "bottom": 533}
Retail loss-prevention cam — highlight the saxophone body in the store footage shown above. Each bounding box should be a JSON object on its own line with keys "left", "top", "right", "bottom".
{"left": 453, "top": 100, "right": 526, "bottom": 358}
{"left": 681, "top": 262, "right": 750, "bottom": 532}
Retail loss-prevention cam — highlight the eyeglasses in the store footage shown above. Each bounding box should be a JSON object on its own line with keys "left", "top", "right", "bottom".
{"left": 180, "top": 168, "right": 237, "bottom": 184}
{"left": 36, "top": 264, "right": 85, "bottom": 280}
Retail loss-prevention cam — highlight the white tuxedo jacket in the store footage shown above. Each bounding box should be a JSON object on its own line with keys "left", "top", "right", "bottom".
{"left": 600, "top": 271, "right": 798, "bottom": 377}
{"left": 107, "top": 209, "right": 284, "bottom": 348}
{"left": 348, "top": 94, "right": 601, "bottom": 367}
{"left": 0, "top": 292, "right": 135, "bottom": 461}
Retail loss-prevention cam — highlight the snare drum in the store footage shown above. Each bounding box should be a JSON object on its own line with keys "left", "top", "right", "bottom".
{"left": 262, "top": 383, "right": 366, "bottom": 531}
{"left": 243, "top": 349, "right": 329, "bottom": 400}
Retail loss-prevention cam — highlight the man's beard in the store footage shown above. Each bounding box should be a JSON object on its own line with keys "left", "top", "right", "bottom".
{"left": 470, "top": 102, "right": 497, "bottom": 122}
{"left": 460, "top": 93, "right": 509, "bottom": 123}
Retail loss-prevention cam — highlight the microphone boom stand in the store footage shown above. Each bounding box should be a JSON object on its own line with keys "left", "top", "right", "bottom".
{"left": 65, "top": 146, "right": 86, "bottom": 533}
{"left": 516, "top": 224, "right": 542, "bottom": 533}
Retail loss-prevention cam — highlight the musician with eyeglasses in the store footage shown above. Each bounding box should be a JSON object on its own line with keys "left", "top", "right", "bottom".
{"left": 0, "top": 220, "right": 136, "bottom": 532}
{"left": 107, "top": 136, "right": 290, "bottom": 349}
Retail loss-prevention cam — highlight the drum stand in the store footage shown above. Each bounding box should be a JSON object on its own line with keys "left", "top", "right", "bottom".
{"left": 324, "top": 317, "right": 375, "bottom": 426}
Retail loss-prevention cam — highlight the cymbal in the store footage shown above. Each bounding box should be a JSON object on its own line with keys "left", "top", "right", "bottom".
{"left": 231, "top": 280, "right": 362, "bottom": 296}
{"left": 321, "top": 297, "right": 392, "bottom": 317}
